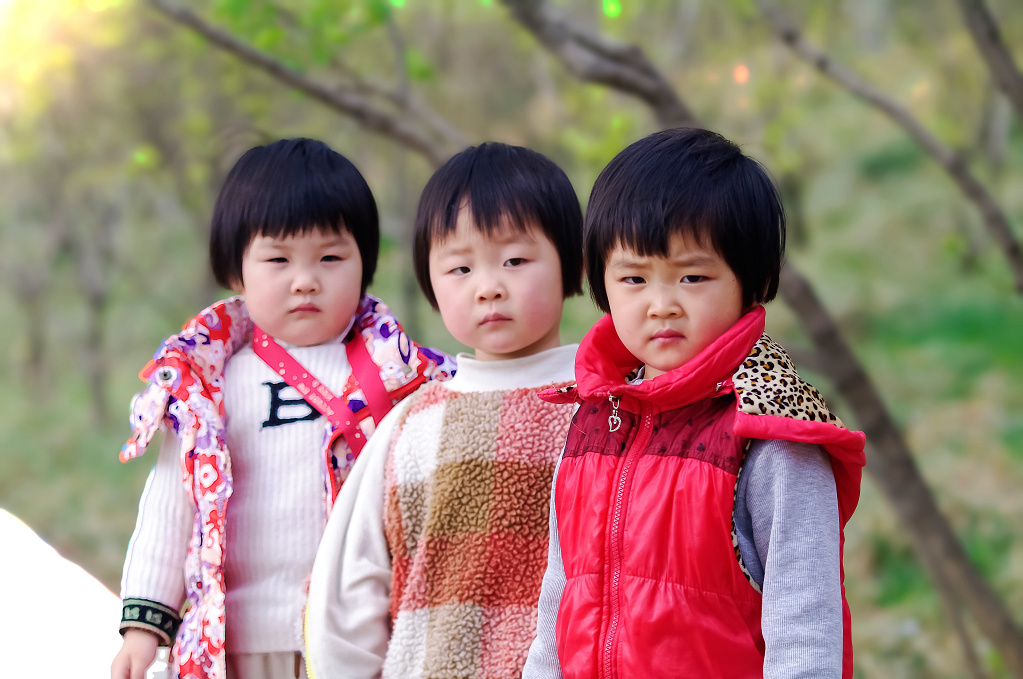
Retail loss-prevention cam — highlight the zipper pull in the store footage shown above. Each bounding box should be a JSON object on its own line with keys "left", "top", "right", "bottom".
{"left": 608, "top": 396, "right": 622, "bottom": 433}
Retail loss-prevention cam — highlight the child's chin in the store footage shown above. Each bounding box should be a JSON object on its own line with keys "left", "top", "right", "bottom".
{"left": 645, "top": 358, "right": 690, "bottom": 379}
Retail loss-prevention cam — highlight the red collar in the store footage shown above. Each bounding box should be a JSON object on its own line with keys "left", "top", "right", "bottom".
{"left": 575, "top": 306, "right": 766, "bottom": 412}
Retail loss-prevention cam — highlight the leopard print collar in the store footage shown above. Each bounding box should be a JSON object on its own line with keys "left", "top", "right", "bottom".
{"left": 732, "top": 335, "right": 845, "bottom": 428}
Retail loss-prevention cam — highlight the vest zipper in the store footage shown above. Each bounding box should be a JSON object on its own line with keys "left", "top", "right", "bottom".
{"left": 602, "top": 407, "right": 654, "bottom": 679}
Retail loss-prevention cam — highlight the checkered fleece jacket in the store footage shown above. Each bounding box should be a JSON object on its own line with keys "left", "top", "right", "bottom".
{"left": 382, "top": 380, "right": 576, "bottom": 679}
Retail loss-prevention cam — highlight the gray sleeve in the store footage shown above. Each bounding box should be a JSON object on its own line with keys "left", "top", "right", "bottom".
{"left": 734, "top": 439, "right": 843, "bottom": 679}
{"left": 521, "top": 454, "right": 566, "bottom": 679}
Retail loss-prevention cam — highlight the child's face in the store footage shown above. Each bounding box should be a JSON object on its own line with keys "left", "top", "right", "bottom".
{"left": 428, "top": 206, "right": 564, "bottom": 361}
{"left": 604, "top": 233, "right": 746, "bottom": 379}
{"left": 236, "top": 228, "right": 363, "bottom": 346}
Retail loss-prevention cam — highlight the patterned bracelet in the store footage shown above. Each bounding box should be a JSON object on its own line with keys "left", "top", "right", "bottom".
{"left": 119, "top": 598, "right": 181, "bottom": 647}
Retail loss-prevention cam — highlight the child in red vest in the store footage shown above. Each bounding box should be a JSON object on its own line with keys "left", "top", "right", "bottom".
{"left": 111, "top": 138, "right": 454, "bottom": 679}
{"left": 523, "top": 128, "right": 866, "bottom": 679}
{"left": 304, "top": 142, "right": 584, "bottom": 679}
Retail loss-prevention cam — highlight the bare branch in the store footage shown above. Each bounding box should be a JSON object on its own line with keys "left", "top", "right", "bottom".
{"left": 148, "top": 0, "right": 456, "bottom": 167}
{"left": 260, "top": 0, "right": 469, "bottom": 152}
{"left": 756, "top": 0, "right": 1023, "bottom": 294}
{"left": 264, "top": 1, "right": 466, "bottom": 153}
{"left": 389, "top": 18, "right": 469, "bottom": 150}
{"left": 958, "top": 0, "right": 1023, "bottom": 122}
{"left": 386, "top": 13, "right": 411, "bottom": 102}
{"left": 323, "top": 61, "right": 468, "bottom": 151}
{"left": 498, "top": 0, "right": 699, "bottom": 129}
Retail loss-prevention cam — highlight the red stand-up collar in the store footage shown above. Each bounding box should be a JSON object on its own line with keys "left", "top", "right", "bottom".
{"left": 575, "top": 306, "right": 766, "bottom": 412}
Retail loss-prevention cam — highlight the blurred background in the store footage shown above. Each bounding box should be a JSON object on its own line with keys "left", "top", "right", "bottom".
{"left": 1, "top": 0, "right": 1021, "bottom": 676}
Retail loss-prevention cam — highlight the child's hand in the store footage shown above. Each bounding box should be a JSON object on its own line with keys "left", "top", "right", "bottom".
{"left": 111, "top": 629, "right": 159, "bottom": 679}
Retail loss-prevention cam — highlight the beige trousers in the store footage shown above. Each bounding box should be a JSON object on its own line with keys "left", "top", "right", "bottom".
{"left": 225, "top": 652, "right": 307, "bottom": 679}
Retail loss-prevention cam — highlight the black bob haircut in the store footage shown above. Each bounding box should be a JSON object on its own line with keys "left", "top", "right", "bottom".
{"left": 209, "top": 138, "right": 379, "bottom": 294}
{"left": 585, "top": 127, "right": 786, "bottom": 313}
{"left": 412, "top": 142, "right": 584, "bottom": 310}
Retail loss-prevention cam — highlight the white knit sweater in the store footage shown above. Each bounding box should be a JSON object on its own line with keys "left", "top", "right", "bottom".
{"left": 120, "top": 341, "right": 353, "bottom": 653}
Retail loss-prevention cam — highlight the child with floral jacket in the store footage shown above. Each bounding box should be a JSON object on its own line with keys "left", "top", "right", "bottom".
{"left": 112, "top": 138, "right": 454, "bottom": 679}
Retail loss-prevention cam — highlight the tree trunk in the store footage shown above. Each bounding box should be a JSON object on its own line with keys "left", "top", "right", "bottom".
{"left": 779, "top": 263, "right": 1023, "bottom": 677}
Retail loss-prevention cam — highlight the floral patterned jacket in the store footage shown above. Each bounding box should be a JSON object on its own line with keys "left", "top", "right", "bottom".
{"left": 118, "top": 294, "right": 455, "bottom": 679}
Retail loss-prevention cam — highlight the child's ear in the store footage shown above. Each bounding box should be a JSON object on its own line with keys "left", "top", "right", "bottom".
{"left": 229, "top": 277, "right": 245, "bottom": 295}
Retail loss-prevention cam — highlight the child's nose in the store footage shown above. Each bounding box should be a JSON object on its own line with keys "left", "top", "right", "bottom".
{"left": 649, "top": 287, "right": 682, "bottom": 317}
{"left": 476, "top": 273, "right": 506, "bottom": 301}
{"left": 292, "top": 271, "right": 321, "bottom": 294}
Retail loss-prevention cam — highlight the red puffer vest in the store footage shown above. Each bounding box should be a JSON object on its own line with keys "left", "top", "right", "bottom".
{"left": 540, "top": 307, "right": 865, "bottom": 679}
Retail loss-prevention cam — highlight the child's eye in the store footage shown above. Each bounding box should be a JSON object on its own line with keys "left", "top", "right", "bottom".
{"left": 322, "top": 255, "right": 343, "bottom": 262}
{"left": 505, "top": 258, "right": 527, "bottom": 267}
{"left": 681, "top": 275, "right": 706, "bottom": 283}
{"left": 622, "top": 276, "right": 645, "bottom": 285}
{"left": 450, "top": 266, "right": 471, "bottom": 275}
{"left": 267, "top": 257, "right": 288, "bottom": 264}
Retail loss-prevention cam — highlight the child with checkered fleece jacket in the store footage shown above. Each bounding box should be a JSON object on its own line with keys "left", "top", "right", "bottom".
{"left": 304, "top": 141, "right": 584, "bottom": 679}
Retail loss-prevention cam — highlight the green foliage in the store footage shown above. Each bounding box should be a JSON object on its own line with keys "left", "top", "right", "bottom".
{"left": 1003, "top": 419, "right": 1023, "bottom": 461}
{"left": 365, "top": 0, "right": 392, "bottom": 24}
{"left": 0, "top": 365, "right": 153, "bottom": 588}
{"left": 725, "top": 0, "right": 757, "bottom": 20}
{"left": 857, "top": 137, "right": 926, "bottom": 181}
{"left": 214, "top": 0, "right": 253, "bottom": 20}
{"left": 406, "top": 48, "right": 435, "bottom": 82}
{"left": 962, "top": 515, "right": 1013, "bottom": 581}
{"left": 870, "top": 534, "right": 931, "bottom": 607}
{"left": 560, "top": 94, "right": 646, "bottom": 175}
{"left": 209, "top": 1, "right": 364, "bottom": 72}
{"left": 253, "top": 25, "right": 286, "bottom": 51}
{"left": 869, "top": 297, "right": 1023, "bottom": 379}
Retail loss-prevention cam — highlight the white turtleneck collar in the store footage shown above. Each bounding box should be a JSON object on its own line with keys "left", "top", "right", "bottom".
{"left": 443, "top": 344, "right": 578, "bottom": 394}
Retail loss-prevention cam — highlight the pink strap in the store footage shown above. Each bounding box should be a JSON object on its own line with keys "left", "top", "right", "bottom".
{"left": 251, "top": 326, "right": 367, "bottom": 458}
{"left": 346, "top": 332, "right": 393, "bottom": 423}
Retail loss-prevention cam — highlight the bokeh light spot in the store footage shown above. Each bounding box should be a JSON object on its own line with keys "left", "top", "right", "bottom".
{"left": 603, "top": 0, "right": 622, "bottom": 18}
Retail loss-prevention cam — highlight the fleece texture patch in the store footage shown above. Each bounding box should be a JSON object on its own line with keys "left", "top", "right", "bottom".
{"left": 383, "top": 381, "right": 575, "bottom": 679}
